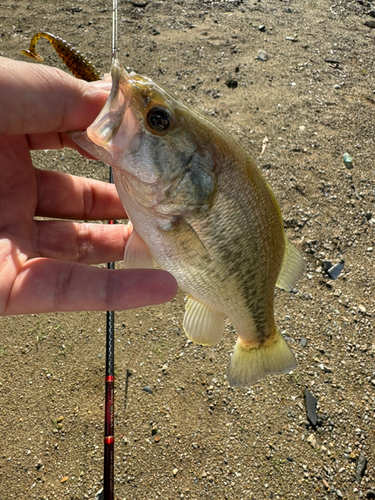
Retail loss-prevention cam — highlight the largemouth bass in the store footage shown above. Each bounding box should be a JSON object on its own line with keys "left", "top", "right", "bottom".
{"left": 70, "top": 60, "right": 305, "bottom": 387}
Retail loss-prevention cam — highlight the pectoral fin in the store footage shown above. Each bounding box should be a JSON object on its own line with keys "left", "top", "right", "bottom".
{"left": 124, "top": 229, "right": 154, "bottom": 269}
{"left": 183, "top": 296, "right": 224, "bottom": 346}
{"left": 227, "top": 329, "right": 297, "bottom": 387}
{"left": 276, "top": 237, "right": 306, "bottom": 291}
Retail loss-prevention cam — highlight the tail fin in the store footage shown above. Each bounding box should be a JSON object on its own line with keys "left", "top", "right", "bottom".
{"left": 227, "top": 329, "right": 297, "bottom": 387}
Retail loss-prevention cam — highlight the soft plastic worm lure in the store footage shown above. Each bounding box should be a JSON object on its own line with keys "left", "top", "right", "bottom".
{"left": 21, "top": 32, "right": 102, "bottom": 82}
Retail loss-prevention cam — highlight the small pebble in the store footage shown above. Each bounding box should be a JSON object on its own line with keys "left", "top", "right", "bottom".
{"left": 327, "top": 263, "right": 344, "bottom": 280}
{"left": 343, "top": 152, "right": 353, "bottom": 169}
{"left": 364, "top": 19, "right": 375, "bottom": 28}
{"left": 305, "top": 389, "right": 318, "bottom": 426}
{"left": 300, "top": 336, "right": 307, "bottom": 347}
{"left": 355, "top": 453, "right": 367, "bottom": 483}
{"left": 256, "top": 50, "right": 268, "bottom": 61}
{"left": 307, "top": 434, "right": 317, "bottom": 448}
{"left": 321, "top": 260, "right": 332, "bottom": 272}
{"left": 95, "top": 488, "right": 104, "bottom": 500}
{"left": 333, "top": 84, "right": 341, "bottom": 90}
{"left": 173, "top": 468, "right": 178, "bottom": 476}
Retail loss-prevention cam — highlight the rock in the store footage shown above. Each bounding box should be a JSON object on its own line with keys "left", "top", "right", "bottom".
{"left": 60, "top": 476, "right": 68, "bottom": 483}
{"left": 358, "top": 304, "right": 366, "bottom": 314}
{"left": 321, "top": 260, "right": 333, "bottom": 272}
{"left": 256, "top": 50, "right": 268, "bottom": 61}
{"left": 305, "top": 389, "right": 318, "bottom": 426}
{"left": 333, "top": 84, "right": 341, "bottom": 90}
{"left": 355, "top": 453, "right": 367, "bottom": 483}
{"left": 336, "top": 489, "right": 343, "bottom": 498}
{"left": 142, "top": 386, "right": 153, "bottom": 394}
{"left": 364, "top": 19, "right": 375, "bottom": 28}
{"left": 343, "top": 152, "right": 353, "bottom": 169}
{"left": 226, "top": 78, "right": 238, "bottom": 89}
{"left": 300, "top": 336, "right": 307, "bottom": 347}
{"left": 327, "top": 263, "right": 344, "bottom": 280}
{"left": 322, "top": 479, "right": 330, "bottom": 490}
{"left": 286, "top": 36, "right": 298, "bottom": 42}
{"left": 307, "top": 434, "right": 317, "bottom": 448}
{"left": 95, "top": 489, "right": 104, "bottom": 500}
{"left": 366, "top": 490, "right": 375, "bottom": 499}
{"left": 258, "top": 25, "right": 266, "bottom": 32}
{"left": 173, "top": 468, "right": 178, "bottom": 476}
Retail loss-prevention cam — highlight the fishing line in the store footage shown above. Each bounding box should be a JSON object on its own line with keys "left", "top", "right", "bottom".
{"left": 103, "top": 2, "right": 119, "bottom": 499}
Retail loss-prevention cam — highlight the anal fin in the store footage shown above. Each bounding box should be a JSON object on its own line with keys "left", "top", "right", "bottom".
{"left": 124, "top": 229, "right": 154, "bottom": 269}
{"left": 183, "top": 296, "right": 224, "bottom": 346}
{"left": 227, "top": 329, "right": 297, "bottom": 387}
{"left": 276, "top": 237, "right": 306, "bottom": 291}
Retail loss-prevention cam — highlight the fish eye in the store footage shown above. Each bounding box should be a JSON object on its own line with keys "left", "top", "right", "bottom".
{"left": 146, "top": 107, "right": 172, "bottom": 132}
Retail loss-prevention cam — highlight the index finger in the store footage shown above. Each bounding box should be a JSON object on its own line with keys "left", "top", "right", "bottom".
{"left": 0, "top": 57, "right": 107, "bottom": 136}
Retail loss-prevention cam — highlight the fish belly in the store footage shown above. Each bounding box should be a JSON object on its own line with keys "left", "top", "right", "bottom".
{"left": 114, "top": 167, "right": 283, "bottom": 343}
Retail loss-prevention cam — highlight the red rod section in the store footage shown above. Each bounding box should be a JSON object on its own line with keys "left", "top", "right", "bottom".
{"left": 104, "top": 166, "right": 116, "bottom": 500}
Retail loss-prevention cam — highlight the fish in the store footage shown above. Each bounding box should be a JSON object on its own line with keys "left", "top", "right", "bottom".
{"left": 70, "top": 60, "right": 305, "bottom": 387}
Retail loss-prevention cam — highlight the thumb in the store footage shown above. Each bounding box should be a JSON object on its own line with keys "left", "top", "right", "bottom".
{"left": 0, "top": 57, "right": 108, "bottom": 135}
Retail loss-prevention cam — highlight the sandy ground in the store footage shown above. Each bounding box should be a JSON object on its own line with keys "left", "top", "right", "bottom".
{"left": 0, "top": 0, "right": 374, "bottom": 499}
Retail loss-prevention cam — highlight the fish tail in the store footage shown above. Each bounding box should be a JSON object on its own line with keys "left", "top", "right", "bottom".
{"left": 227, "top": 329, "right": 296, "bottom": 387}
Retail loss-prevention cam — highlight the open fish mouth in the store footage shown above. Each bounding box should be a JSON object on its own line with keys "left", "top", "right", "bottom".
{"left": 69, "top": 60, "right": 142, "bottom": 166}
{"left": 87, "top": 60, "right": 131, "bottom": 146}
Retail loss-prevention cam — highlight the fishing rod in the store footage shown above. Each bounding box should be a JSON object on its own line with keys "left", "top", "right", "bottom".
{"left": 103, "top": 2, "right": 119, "bottom": 499}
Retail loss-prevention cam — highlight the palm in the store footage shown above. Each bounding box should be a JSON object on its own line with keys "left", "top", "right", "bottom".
{"left": 0, "top": 58, "right": 177, "bottom": 315}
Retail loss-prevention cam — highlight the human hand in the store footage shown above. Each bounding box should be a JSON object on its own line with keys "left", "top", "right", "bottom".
{"left": 0, "top": 57, "right": 177, "bottom": 315}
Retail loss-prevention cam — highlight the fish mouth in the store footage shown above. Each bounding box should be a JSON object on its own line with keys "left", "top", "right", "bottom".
{"left": 87, "top": 60, "right": 132, "bottom": 147}
{"left": 69, "top": 59, "right": 142, "bottom": 167}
